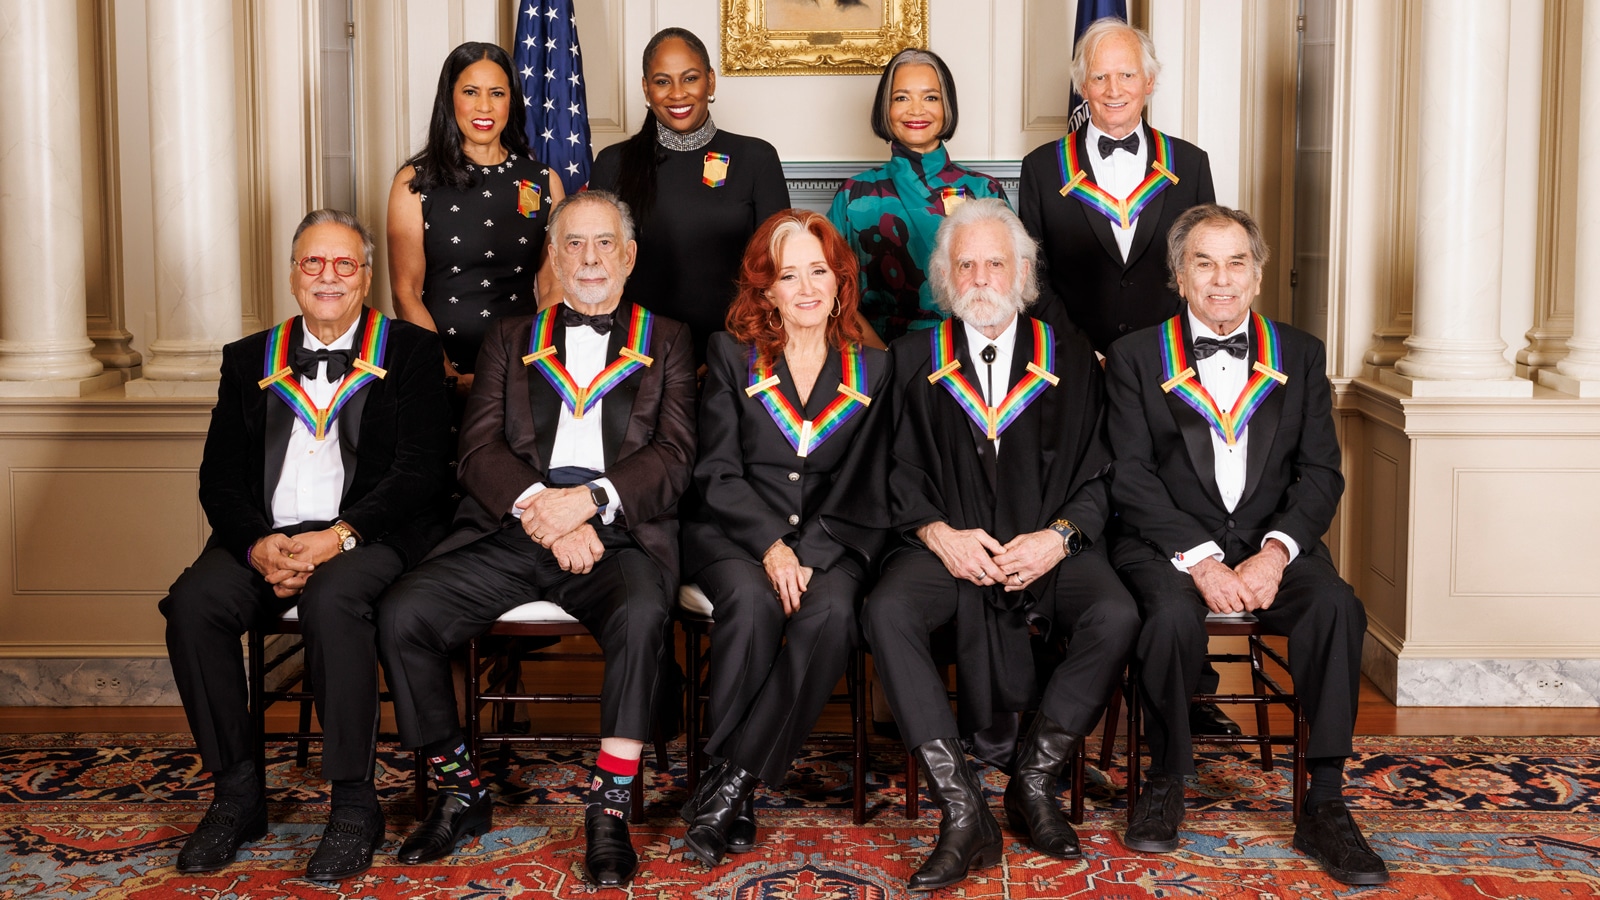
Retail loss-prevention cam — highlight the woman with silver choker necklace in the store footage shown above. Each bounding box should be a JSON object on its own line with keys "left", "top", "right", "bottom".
{"left": 590, "top": 27, "right": 790, "bottom": 362}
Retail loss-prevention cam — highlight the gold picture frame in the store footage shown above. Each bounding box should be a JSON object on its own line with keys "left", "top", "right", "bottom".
{"left": 721, "top": 0, "right": 929, "bottom": 76}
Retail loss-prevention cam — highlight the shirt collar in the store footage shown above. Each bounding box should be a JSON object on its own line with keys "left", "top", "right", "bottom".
{"left": 1086, "top": 120, "right": 1144, "bottom": 155}
{"left": 1187, "top": 308, "right": 1250, "bottom": 342}
{"left": 962, "top": 313, "right": 1020, "bottom": 359}
{"left": 304, "top": 315, "right": 361, "bottom": 352}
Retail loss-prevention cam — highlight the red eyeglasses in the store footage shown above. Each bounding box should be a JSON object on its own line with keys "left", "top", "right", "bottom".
{"left": 295, "top": 256, "right": 367, "bottom": 277}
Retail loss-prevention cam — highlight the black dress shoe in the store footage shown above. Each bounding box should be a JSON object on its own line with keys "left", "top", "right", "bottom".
{"left": 306, "top": 806, "right": 385, "bottom": 882}
{"left": 397, "top": 792, "right": 491, "bottom": 864}
{"left": 1123, "top": 773, "right": 1185, "bottom": 853}
{"left": 725, "top": 794, "right": 757, "bottom": 854}
{"left": 1002, "top": 714, "right": 1083, "bottom": 859}
{"left": 584, "top": 812, "right": 638, "bottom": 887}
{"left": 1189, "top": 701, "right": 1243, "bottom": 736}
{"left": 175, "top": 797, "right": 268, "bottom": 874}
{"left": 683, "top": 763, "right": 759, "bottom": 867}
{"left": 908, "top": 738, "right": 1003, "bottom": 892}
{"left": 1293, "top": 799, "right": 1391, "bottom": 885}
{"left": 679, "top": 760, "right": 727, "bottom": 825}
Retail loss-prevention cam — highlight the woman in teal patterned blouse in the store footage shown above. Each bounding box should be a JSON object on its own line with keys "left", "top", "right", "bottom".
{"left": 828, "top": 48, "right": 1009, "bottom": 346}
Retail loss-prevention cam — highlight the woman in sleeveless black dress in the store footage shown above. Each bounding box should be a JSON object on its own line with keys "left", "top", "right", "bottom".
{"left": 388, "top": 42, "right": 565, "bottom": 400}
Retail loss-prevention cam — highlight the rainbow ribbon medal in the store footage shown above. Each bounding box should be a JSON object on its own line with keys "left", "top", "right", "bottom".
{"left": 702, "top": 152, "right": 730, "bottom": 188}
{"left": 257, "top": 308, "right": 391, "bottom": 441}
{"left": 1158, "top": 312, "right": 1287, "bottom": 446}
{"left": 926, "top": 318, "right": 1059, "bottom": 440}
{"left": 745, "top": 344, "right": 871, "bottom": 458}
{"left": 522, "top": 304, "right": 654, "bottom": 419}
{"left": 1057, "top": 126, "right": 1180, "bottom": 229}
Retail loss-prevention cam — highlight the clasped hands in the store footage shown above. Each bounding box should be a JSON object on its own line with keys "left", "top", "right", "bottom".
{"left": 248, "top": 530, "right": 342, "bottom": 598}
{"left": 763, "top": 540, "right": 813, "bottom": 615}
{"left": 517, "top": 486, "right": 604, "bottom": 574}
{"left": 1189, "top": 539, "right": 1290, "bottom": 614}
{"left": 917, "top": 521, "right": 1065, "bottom": 593}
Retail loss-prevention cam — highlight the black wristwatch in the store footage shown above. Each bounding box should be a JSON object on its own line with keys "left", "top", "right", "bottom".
{"left": 586, "top": 481, "right": 610, "bottom": 514}
{"left": 1048, "top": 519, "right": 1084, "bottom": 557}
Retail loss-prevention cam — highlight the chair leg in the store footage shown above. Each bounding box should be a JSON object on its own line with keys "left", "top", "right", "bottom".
{"left": 631, "top": 755, "right": 646, "bottom": 820}
{"left": 413, "top": 751, "right": 428, "bottom": 819}
{"left": 465, "top": 637, "right": 482, "bottom": 768}
{"left": 1249, "top": 638, "right": 1273, "bottom": 772}
{"left": 248, "top": 629, "right": 268, "bottom": 801}
{"left": 1292, "top": 700, "right": 1309, "bottom": 823}
{"left": 851, "top": 645, "right": 867, "bottom": 825}
{"left": 1070, "top": 739, "right": 1086, "bottom": 825}
{"left": 684, "top": 622, "right": 704, "bottom": 794}
{"left": 295, "top": 697, "right": 313, "bottom": 768}
{"left": 1098, "top": 679, "right": 1122, "bottom": 771}
{"left": 904, "top": 751, "right": 919, "bottom": 819}
{"left": 1126, "top": 666, "right": 1141, "bottom": 824}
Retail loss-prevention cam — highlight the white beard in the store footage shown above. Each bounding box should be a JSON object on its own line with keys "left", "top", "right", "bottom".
{"left": 952, "top": 285, "right": 1021, "bottom": 329}
{"left": 564, "top": 266, "right": 615, "bottom": 307}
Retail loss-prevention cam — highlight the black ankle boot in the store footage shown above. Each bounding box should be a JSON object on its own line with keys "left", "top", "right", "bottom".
{"left": 908, "top": 738, "right": 1003, "bottom": 892}
{"left": 683, "top": 763, "right": 759, "bottom": 868}
{"left": 1002, "top": 713, "right": 1083, "bottom": 859}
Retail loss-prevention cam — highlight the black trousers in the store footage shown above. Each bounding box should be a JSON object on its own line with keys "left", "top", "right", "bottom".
{"left": 863, "top": 543, "right": 1140, "bottom": 751}
{"left": 377, "top": 523, "right": 671, "bottom": 748}
{"left": 160, "top": 542, "right": 404, "bottom": 782}
{"left": 1120, "top": 553, "right": 1366, "bottom": 776}
{"left": 696, "top": 557, "right": 860, "bottom": 785}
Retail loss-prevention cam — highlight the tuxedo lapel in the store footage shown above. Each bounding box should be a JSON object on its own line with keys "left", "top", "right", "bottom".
{"left": 260, "top": 317, "right": 302, "bottom": 509}
{"left": 527, "top": 318, "right": 563, "bottom": 467}
{"left": 599, "top": 303, "right": 639, "bottom": 468}
{"left": 336, "top": 384, "right": 369, "bottom": 504}
{"left": 951, "top": 325, "right": 998, "bottom": 492}
{"left": 1240, "top": 328, "right": 1286, "bottom": 504}
{"left": 1124, "top": 123, "right": 1166, "bottom": 270}
{"left": 1161, "top": 317, "right": 1226, "bottom": 509}
{"left": 1072, "top": 128, "right": 1124, "bottom": 265}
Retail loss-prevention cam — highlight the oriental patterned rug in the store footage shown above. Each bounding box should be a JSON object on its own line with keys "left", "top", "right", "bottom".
{"left": 1, "top": 734, "right": 1596, "bottom": 898}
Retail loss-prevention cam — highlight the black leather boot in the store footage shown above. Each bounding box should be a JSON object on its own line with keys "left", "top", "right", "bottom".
{"left": 1002, "top": 714, "right": 1083, "bottom": 859}
{"left": 908, "top": 738, "right": 1003, "bottom": 892}
{"left": 683, "top": 763, "right": 760, "bottom": 868}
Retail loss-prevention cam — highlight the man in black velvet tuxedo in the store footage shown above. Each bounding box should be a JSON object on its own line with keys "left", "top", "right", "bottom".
{"left": 377, "top": 190, "right": 696, "bottom": 887}
{"left": 1106, "top": 204, "right": 1388, "bottom": 885}
{"left": 863, "top": 199, "right": 1140, "bottom": 891}
{"left": 161, "top": 209, "right": 453, "bottom": 881}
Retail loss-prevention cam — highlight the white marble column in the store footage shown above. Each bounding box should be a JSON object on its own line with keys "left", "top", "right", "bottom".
{"left": 126, "top": 0, "right": 242, "bottom": 395}
{"left": 0, "top": 1, "right": 118, "bottom": 397}
{"left": 1542, "top": 7, "right": 1600, "bottom": 397}
{"left": 1384, "top": 0, "right": 1531, "bottom": 397}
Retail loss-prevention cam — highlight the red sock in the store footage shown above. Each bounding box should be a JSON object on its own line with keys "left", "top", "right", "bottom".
{"left": 596, "top": 749, "right": 638, "bottom": 776}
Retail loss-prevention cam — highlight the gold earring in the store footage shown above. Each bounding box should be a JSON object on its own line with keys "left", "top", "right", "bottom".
{"left": 829, "top": 297, "right": 841, "bottom": 318}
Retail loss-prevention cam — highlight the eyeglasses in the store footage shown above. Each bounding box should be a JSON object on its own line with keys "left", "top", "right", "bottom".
{"left": 295, "top": 256, "right": 367, "bottom": 277}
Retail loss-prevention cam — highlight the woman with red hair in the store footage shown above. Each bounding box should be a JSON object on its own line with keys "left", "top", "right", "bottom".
{"left": 680, "top": 210, "right": 892, "bottom": 867}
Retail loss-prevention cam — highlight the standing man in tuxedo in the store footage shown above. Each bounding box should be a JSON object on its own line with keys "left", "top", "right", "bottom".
{"left": 863, "top": 199, "right": 1140, "bottom": 891}
{"left": 1106, "top": 204, "right": 1388, "bottom": 885}
{"left": 161, "top": 209, "right": 453, "bottom": 881}
{"left": 1018, "top": 16, "right": 1237, "bottom": 739}
{"left": 377, "top": 190, "right": 696, "bottom": 888}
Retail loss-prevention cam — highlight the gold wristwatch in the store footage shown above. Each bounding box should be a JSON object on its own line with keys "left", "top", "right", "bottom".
{"left": 1048, "top": 519, "right": 1084, "bottom": 557}
{"left": 331, "top": 521, "right": 359, "bottom": 553}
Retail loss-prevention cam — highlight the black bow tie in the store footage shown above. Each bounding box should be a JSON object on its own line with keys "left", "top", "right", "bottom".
{"left": 1193, "top": 334, "right": 1248, "bottom": 361}
{"left": 559, "top": 305, "right": 615, "bottom": 335}
{"left": 1098, "top": 132, "right": 1140, "bottom": 158}
{"left": 291, "top": 346, "right": 352, "bottom": 381}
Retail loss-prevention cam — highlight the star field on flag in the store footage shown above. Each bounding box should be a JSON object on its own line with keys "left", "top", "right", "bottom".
{"left": 516, "top": 2, "right": 591, "bottom": 194}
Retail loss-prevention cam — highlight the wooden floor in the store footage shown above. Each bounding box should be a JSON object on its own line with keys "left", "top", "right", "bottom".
{"left": 2, "top": 636, "right": 1596, "bottom": 738}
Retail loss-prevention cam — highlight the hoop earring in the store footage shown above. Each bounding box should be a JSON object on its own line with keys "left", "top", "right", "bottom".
{"left": 768, "top": 307, "right": 781, "bottom": 330}
{"left": 829, "top": 297, "right": 841, "bottom": 318}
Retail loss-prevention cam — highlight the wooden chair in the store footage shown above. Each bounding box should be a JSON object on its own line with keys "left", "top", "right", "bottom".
{"left": 463, "top": 600, "right": 673, "bottom": 820}
{"left": 247, "top": 607, "right": 426, "bottom": 816}
{"left": 677, "top": 584, "right": 870, "bottom": 824}
{"left": 1111, "top": 614, "right": 1308, "bottom": 822}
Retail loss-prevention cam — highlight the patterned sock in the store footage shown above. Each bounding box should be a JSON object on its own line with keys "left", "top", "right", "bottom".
{"left": 1307, "top": 756, "right": 1346, "bottom": 808}
{"left": 420, "top": 737, "right": 486, "bottom": 801}
{"left": 584, "top": 750, "right": 638, "bottom": 822}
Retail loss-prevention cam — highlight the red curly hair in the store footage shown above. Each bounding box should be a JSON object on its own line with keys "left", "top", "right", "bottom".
{"left": 726, "top": 209, "right": 864, "bottom": 363}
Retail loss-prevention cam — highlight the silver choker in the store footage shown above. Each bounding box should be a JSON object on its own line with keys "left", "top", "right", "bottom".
{"left": 656, "top": 117, "right": 717, "bottom": 152}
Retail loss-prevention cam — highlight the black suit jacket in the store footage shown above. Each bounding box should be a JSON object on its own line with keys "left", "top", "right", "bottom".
{"left": 1019, "top": 123, "right": 1215, "bottom": 352}
{"left": 1105, "top": 315, "right": 1344, "bottom": 568}
{"left": 683, "top": 332, "right": 893, "bottom": 579}
{"left": 441, "top": 303, "right": 697, "bottom": 584}
{"left": 197, "top": 312, "right": 454, "bottom": 567}
{"left": 884, "top": 316, "right": 1113, "bottom": 732}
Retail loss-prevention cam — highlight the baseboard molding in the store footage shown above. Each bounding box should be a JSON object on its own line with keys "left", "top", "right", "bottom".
{"left": 1362, "top": 635, "right": 1600, "bottom": 707}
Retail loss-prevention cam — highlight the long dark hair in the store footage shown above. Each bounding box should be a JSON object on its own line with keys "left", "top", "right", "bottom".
{"left": 406, "top": 42, "right": 535, "bottom": 194}
{"left": 614, "top": 28, "right": 712, "bottom": 230}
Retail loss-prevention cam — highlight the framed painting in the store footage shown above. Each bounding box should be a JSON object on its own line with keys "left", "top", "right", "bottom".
{"left": 721, "top": 0, "right": 929, "bottom": 76}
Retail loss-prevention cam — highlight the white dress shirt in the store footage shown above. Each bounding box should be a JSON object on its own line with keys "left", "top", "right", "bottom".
{"left": 270, "top": 318, "right": 358, "bottom": 528}
{"left": 512, "top": 306, "right": 622, "bottom": 524}
{"left": 1172, "top": 310, "right": 1300, "bottom": 571}
{"left": 1084, "top": 122, "right": 1148, "bottom": 262}
{"left": 963, "top": 315, "right": 1019, "bottom": 454}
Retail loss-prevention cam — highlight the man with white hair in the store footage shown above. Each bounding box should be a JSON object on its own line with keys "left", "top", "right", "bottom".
{"left": 863, "top": 198, "right": 1140, "bottom": 890}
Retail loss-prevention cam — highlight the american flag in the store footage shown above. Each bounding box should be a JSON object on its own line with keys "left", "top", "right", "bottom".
{"left": 515, "top": 1, "right": 592, "bottom": 194}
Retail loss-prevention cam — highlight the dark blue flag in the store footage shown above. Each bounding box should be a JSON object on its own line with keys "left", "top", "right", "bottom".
{"left": 515, "top": 1, "right": 592, "bottom": 194}
{"left": 1066, "top": 0, "right": 1129, "bottom": 135}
